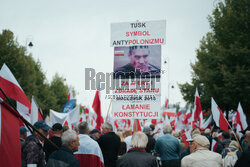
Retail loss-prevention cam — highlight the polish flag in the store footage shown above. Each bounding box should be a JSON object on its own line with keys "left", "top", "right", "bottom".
{"left": 75, "top": 134, "right": 104, "bottom": 167}
{"left": 182, "top": 110, "right": 191, "bottom": 125}
{"left": 201, "top": 115, "right": 212, "bottom": 130}
{"left": 92, "top": 90, "right": 103, "bottom": 130}
{"left": 211, "top": 139, "right": 219, "bottom": 152}
{"left": 192, "top": 88, "right": 202, "bottom": 128}
{"left": 211, "top": 98, "right": 228, "bottom": 132}
{"left": 165, "top": 98, "right": 169, "bottom": 108}
{"left": 30, "top": 96, "right": 44, "bottom": 124}
{"left": 0, "top": 100, "right": 21, "bottom": 167}
{"left": 0, "top": 64, "right": 30, "bottom": 108}
{"left": 163, "top": 108, "right": 176, "bottom": 117}
{"left": 181, "top": 131, "right": 192, "bottom": 148}
{"left": 236, "top": 102, "right": 248, "bottom": 131}
{"left": 67, "top": 87, "right": 74, "bottom": 101}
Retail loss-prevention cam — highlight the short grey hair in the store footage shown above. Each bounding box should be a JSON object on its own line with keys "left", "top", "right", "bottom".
{"left": 61, "top": 130, "right": 78, "bottom": 146}
{"left": 78, "top": 122, "right": 89, "bottom": 134}
{"left": 163, "top": 125, "right": 172, "bottom": 134}
{"left": 101, "top": 122, "right": 113, "bottom": 131}
{"left": 246, "top": 130, "right": 250, "bottom": 137}
{"left": 130, "top": 132, "right": 148, "bottom": 148}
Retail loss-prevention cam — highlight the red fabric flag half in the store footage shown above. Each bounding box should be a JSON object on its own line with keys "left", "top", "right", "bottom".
{"left": 92, "top": 90, "right": 103, "bottom": 130}
{"left": 0, "top": 101, "right": 21, "bottom": 167}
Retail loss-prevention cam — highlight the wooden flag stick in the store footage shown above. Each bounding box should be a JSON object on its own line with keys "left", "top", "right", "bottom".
{"left": 105, "top": 99, "right": 112, "bottom": 122}
{"left": 225, "top": 117, "right": 243, "bottom": 152}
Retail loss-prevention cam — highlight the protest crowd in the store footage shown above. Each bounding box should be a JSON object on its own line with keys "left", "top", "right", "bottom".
{"left": 18, "top": 120, "right": 250, "bottom": 167}
{"left": 0, "top": 63, "right": 249, "bottom": 167}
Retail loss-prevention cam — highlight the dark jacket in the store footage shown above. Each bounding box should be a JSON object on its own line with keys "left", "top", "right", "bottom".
{"left": 114, "top": 63, "right": 160, "bottom": 79}
{"left": 221, "top": 145, "right": 242, "bottom": 159}
{"left": 47, "top": 146, "right": 80, "bottom": 167}
{"left": 221, "top": 139, "right": 231, "bottom": 148}
{"left": 21, "top": 135, "right": 46, "bottom": 167}
{"left": 116, "top": 149, "right": 157, "bottom": 167}
{"left": 44, "top": 136, "right": 62, "bottom": 160}
{"left": 235, "top": 147, "right": 250, "bottom": 167}
{"left": 97, "top": 132, "right": 121, "bottom": 167}
{"left": 146, "top": 134, "right": 156, "bottom": 153}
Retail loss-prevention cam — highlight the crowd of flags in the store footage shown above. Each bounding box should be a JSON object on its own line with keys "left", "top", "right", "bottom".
{"left": 0, "top": 63, "right": 248, "bottom": 166}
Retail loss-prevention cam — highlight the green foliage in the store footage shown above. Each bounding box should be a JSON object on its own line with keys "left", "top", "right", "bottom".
{"left": 0, "top": 29, "right": 73, "bottom": 116}
{"left": 179, "top": 0, "right": 250, "bottom": 114}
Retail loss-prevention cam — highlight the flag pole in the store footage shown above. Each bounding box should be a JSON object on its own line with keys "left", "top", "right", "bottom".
{"left": 224, "top": 115, "right": 243, "bottom": 152}
{"left": 105, "top": 99, "right": 112, "bottom": 122}
{"left": 0, "top": 88, "right": 59, "bottom": 150}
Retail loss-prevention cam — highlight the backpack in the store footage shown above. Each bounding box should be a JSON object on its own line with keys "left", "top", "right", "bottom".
{"left": 222, "top": 147, "right": 238, "bottom": 167}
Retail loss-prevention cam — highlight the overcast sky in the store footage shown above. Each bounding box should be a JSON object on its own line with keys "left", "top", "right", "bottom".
{"left": 0, "top": 0, "right": 216, "bottom": 115}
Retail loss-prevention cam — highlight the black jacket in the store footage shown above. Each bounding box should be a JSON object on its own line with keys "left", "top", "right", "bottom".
{"left": 116, "top": 149, "right": 157, "bottom": 167}
{"left": 97, "top": 132, "right": 121, "bottom": 167}
{"left": 146, "top": 134, "right": 156, "bottom": 153}
{"left": 234, "top": 147, "right": 250, "bottom": 167}
{"left": 44, "top": 136, "right": 62, "bottom": 161}
{"left": 47, "top": 146, "right": 80, "bottom": 167}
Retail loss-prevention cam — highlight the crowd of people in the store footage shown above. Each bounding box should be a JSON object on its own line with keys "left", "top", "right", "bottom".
{"left": 20, "top": 120, "right": 250, "bottom": 167}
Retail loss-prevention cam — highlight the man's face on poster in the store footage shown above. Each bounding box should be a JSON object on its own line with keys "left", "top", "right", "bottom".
{"left": 129, "top": 48, "right": 150, "bottom": 72}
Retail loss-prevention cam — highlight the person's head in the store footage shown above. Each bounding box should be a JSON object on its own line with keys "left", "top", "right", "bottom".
{"left": 191, "top": 128, "right": 201, "bottom": 137}
{"left": 143, "top": 126, "right": 152, "bottom": 135}
{"left": 61, "top": 130, "right": 80, "bottom": 152}
{"left": 33, "top": 121, "right": 51, "bottom": 141}
{"left": 212, "top": 132, "right": 219, "bottom": 139}
{"left": 63, "top": 125, "right": 69, "bottom": 132}
{"left": 204, "top": 129, "right": 211, "bottom": 135}
{"left": 130, "top": 132, "right": 148, "bottom": 149}
{"left": 101, "top": 122, "right": 113, "bottom": 134}
{"left": 90, "top": 129, "right": 101, "bottom": 140}
{"left": 123, "top": 128, "right": 132, "bottom": 137}
{"left": 172, "top": 130, "right": 180, "bottom": 138}
{"left": 116, "top": 131, "right": 125, "bottom": 142}
{"left": 128, "top": 46, "right": 150, "bottom": 72}
{"left": 163, "top": 125, "right": 172, "bottom": 134}
{"left": 245, "top": 130, "right": 250, "bottom": 147}
{"left": 222, "top": 131, "right": 231, "bottom": 140}
{"left": 52, "top": 123, "right": 63, "bottom": 137}
{"left": 229, "top": 140, "right": 240, "bottom": 149}
{"left": 78, "top": 122, "right": 89, "bottom": 135}
{"left": 20, "top": 127, "right": 28, "bottom": 140}
{"left": 189, "top": 135, "right": 210, "bottom": 153}
{"left": 149, "top": 124, "right": 155, "bottom": 132}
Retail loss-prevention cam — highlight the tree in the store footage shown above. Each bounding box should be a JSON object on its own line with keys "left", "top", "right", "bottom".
{"left": 0, "top": 29, "right": 72, "bottom": 116}
{"left": 179, "top": 0, "right": 250, "bottom": 115}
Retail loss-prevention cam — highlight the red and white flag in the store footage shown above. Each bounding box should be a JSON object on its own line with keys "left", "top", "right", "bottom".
{"left": 92, "top": 90, "right": 103, "bottom": 130}
{"left": 211, "top": 139, "right": 219, "bottom": 152}
{"left": 192, "top": 88, "right": 202, "bottom": 128}
{"left": 75, "top": 134, "right": 104, "bottom": 167}
{"left": 0, "top": 64, "right": 31, "bottom": 108}
{"left": 201, "top": 115, "right": 212, "bottom": 130}
{"left": 31, "top": 96, "right": 44, "bottom": 124}
{"left": 165, "top": 98, "right": 169, "bottom": 108}
{"left": 211, "top": 98, "right": 228, "bottom": 132}
{"left": 181, "top": 130, "right": 192, "bottom": 148}
{"left": 163, "top": 108, "right": 176, "bottom": 117}
{"left": 67, "top": 87, "right": 74, "bottom": 101}
{"left": 0, "top": 101, "right": 21, "bottom": 167}
{"left": 236, "top": 102, "right": 248, "bottom": 131}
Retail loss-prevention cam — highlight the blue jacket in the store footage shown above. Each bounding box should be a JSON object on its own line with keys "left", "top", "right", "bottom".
{"left": 154, "top": 134, "right": 180, "bottom": 161}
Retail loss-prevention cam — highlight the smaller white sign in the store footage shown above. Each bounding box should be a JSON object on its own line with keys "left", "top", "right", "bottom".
{"left": 111, "top": 20, "right": 166, "bottom": 46}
